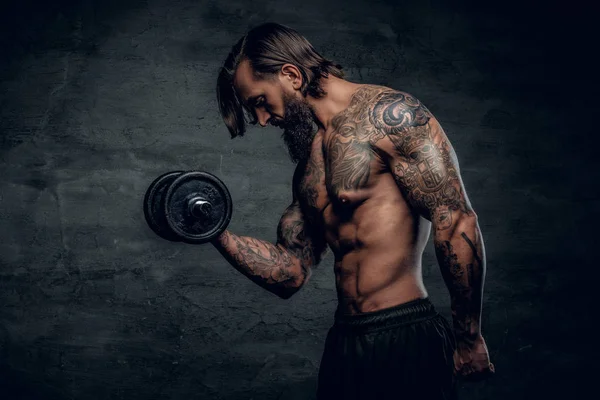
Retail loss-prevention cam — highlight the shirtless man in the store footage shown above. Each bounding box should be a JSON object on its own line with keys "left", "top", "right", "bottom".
{"left": 214, "top": 23, "right": 494, "bottom": 399}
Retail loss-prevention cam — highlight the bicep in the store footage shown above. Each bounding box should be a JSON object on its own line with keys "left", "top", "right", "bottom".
{"left": 370, "top": 91, "right": 474, "bottom": 230}
{"left": 276, "top": 200, "right": 327, "bottom": 268}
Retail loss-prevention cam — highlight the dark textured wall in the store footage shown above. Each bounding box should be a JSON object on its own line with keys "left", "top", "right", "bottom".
{"left": 0, "top": 1, "right": 594, "bottom": 399}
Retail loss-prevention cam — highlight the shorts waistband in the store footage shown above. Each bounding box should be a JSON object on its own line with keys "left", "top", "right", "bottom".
{"left": 334, "top": 297, "right": 437, "bottom": 332}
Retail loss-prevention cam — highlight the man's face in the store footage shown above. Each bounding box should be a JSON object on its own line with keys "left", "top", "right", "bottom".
{"left": 233, "top": 60, "right": 316, "bottom": 164}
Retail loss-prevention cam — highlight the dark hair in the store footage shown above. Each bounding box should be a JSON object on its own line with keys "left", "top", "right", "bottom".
{"left": 216, "top": 22, "right": 344, "bottom": 138}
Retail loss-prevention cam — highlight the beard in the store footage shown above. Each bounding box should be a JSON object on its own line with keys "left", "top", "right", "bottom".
{"left": 272, "top": 93, "right": 317, "bottom": 164}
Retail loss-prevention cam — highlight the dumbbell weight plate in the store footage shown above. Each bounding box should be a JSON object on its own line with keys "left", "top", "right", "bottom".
{"left": 164, "top": 171, "right": 232, "bottom": 244}
{"left": 143, "top": 171, "right": 185, "bottom": 242}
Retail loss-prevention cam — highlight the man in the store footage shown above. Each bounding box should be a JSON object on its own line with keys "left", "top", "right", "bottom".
{"left": 214, "top": 22, "right": 494, "bottom": 399}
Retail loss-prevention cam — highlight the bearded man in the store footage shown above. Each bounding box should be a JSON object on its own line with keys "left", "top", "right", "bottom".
{"left": 214, "top": 22, "right": 494, "bottom": 400}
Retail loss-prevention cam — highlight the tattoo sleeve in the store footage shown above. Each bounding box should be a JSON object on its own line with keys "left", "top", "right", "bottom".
{"left": 369, "top": 89, "right": 487, "bottom": 341}
{"left": 211, "top": 193, "right": 326, "bottom": 299}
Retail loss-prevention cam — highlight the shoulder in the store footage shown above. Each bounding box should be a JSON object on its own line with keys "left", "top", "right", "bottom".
{"left": 342, "top": 85, "right": 432, "bottom": 134}
{"left": 362, "top": 86, "right": 432, "bottom": 135}
{"left": 354, "top": 87, "right": 443, "bottom": 160}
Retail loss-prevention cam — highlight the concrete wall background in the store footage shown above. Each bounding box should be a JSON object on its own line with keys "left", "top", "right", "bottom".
{"left": 0, "top": 1, "right": 594, "bottom": 399}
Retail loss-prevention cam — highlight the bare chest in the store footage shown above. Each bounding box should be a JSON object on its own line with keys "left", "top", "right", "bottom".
{"left": 296, "top": 131, "right": 385, "bottom": 226}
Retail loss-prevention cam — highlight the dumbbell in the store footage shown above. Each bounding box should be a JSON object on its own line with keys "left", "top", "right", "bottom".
{"left": 143, "top": 170, "right": 233, "bottom": 244}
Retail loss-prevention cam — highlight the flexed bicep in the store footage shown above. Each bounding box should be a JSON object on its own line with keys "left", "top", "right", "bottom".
{"left": 276, "top": 199, "right": 327, "bottom": 271}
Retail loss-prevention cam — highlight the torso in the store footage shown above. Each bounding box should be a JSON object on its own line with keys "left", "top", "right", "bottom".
{"left": 296, "top": 84, "right": 431, "bottom": 315}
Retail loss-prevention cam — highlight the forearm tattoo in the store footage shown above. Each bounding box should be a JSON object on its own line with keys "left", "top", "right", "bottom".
{"left": 214, "top": 202, "right": 323, "bottom": 298}
{"left": 435, "top": 236, "right": 483, "bottom": 341}
{"left": 214, "top": 229, "right": 301, "bottom": 298}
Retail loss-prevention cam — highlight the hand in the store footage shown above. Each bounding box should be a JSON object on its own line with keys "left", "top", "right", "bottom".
{"left": 453, "top": 334, "right": 495, "bottom": 381}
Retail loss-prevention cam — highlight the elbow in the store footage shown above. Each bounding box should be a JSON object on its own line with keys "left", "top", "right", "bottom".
{"left": 448, "top": 211, "right": 480, "bottom": 243}
{"left": 456, "top": 210, "right": 479, "bottom": 230}
{"left": 434, "top": 209, "right": 479, "bottom": 240}
{"left": 278, "top": 264, "right": 312, "bottom": 300}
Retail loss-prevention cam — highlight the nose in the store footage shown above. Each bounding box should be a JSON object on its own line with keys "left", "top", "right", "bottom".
{"left": 257, "top": 109, "right": 270, "bottom": 127}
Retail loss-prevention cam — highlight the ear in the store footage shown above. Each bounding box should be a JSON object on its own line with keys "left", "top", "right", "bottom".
{"left": 280, "top": 63, "right": 303, "bottom": 90}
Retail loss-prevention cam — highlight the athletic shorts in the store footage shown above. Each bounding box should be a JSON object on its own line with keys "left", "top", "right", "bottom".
{"left": 316, "top": 297, "right": 458, "bottom": 400}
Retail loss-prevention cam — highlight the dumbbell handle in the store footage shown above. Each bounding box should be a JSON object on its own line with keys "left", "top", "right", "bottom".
{"left": 188, "top": 197, "right": 212, "bottom": 218}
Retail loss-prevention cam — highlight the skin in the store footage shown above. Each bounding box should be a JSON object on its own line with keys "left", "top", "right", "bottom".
{"left": 212, "top": 58, "right": 494, "bottom": 381}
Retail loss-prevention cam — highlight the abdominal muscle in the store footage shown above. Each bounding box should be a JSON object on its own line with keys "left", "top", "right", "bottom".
{"left": 324, "top": 181, "right": 432, "bottom": 315}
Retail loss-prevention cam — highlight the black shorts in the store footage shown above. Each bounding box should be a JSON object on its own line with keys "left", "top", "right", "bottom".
{"left": 317, "top": 297, "right": 458, "bottom": 400}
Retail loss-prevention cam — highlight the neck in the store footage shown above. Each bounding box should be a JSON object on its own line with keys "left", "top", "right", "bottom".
{"left": 305, "top": 76, "right": 362, "bottom": 131}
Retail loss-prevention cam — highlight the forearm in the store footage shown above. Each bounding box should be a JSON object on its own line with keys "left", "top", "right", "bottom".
{"left": 211, "top": 230, "right": 307, "bottom": 299}
{"left": 434, "top": 213, "right": 486, "bottom": 340}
